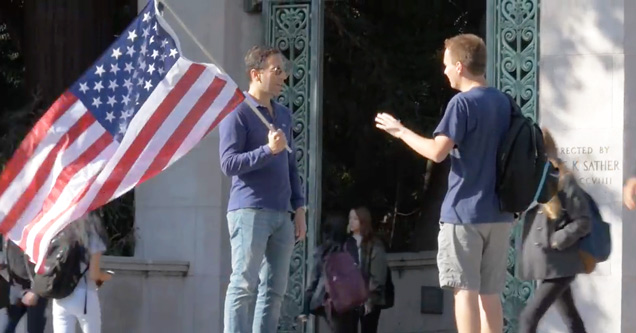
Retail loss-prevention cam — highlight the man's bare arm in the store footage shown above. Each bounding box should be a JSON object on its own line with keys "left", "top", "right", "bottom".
{"left": 375, "top": 113, "right": 455, "bottom": 163}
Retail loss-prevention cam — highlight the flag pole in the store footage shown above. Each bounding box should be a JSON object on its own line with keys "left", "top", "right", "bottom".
{"left": 159, "top": 2, "right": 292, "bottom": 153}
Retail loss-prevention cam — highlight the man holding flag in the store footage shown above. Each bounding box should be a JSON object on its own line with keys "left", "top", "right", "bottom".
{"left": 219, "top": 46, "right": 306, "bottom": 333}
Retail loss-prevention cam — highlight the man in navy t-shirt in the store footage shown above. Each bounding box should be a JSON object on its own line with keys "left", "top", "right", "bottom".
{"left": 376, "top": 34, "right": 514, "bottom": 333}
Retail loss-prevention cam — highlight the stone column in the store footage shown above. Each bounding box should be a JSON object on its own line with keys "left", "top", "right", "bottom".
{"left": 620, "top": 0, "right": 636, "bottom": 332}
{"left": 539, "top": 0, "right": 629, "bottom": 332}
{"left": 134, "top": 0, "right": 261, "bottom": 331}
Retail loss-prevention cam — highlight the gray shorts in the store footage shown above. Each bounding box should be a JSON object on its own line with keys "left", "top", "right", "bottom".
{"left": 437, "top": 222, "right": 513, "bottom": 294}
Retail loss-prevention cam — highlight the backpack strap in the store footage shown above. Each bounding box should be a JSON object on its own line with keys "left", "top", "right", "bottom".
{"left": 84, "top": 274, "right": 88, "bottom": 314}
{"left": 19, "top": 253, "right": 37, "bottom": 300}
{"left": 321, "top": 252, "right": 335, "bottom": 330}
{"left": 525, "top": 161, "right": 551, "bottom": 212}
{"left": 3, "top": 239, "right": 11, "bottom": 285}
{"left": 534, "top": 161, "right": 551, "bottom": 201}
{"left": 324, "top": 299, "right": 335, "bottom": 331}
{"left": 505, "top": 93, "right": 518, "bottom": 115}
{"left": 81, "top": 246, "right": 90, "bottom": 314}
{"left": 366, "top": 242, "right": 373, "bottom": 277}
{"left": 21, "top": 250, "right": 34, "bottom": 283}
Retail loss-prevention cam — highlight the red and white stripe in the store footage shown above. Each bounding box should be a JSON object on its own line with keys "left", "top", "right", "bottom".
{"left": 0, "top": 57, "right": 244, "bottom": 270}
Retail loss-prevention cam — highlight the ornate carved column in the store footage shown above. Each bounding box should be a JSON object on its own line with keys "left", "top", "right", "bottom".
{"left": 488, "top": 1, "right": 540, "bottom": 332}
{"left": 264, "top": 0, "right": 323, "bottom": 331}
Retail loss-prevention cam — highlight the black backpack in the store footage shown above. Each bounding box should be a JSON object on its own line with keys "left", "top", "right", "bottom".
{"left": 496, "top": 94, "right": 553, "bottom": 213}
{"left": 30, "top": 226, "right": 89, "bottom": 299}
{"left": 4, "top": 240, "right": 35, "bottom": 290}
{"left": 381, "top": 267, "right": 394, "bottom": 309}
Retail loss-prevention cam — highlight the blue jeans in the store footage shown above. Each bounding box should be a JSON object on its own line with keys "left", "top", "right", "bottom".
{"left": 4, "top": 296, "right": 48, "bottom": 333}
{"left": 224, "top": 208, "right": 295, "bottom": 333}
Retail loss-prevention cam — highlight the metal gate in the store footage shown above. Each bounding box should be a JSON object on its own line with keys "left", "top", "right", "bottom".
{"left": 260, "top": 0, "right": 540, "bottom": 331}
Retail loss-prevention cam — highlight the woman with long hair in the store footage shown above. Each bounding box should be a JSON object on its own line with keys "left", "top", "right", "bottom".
{"left": 51, "top": 213, "right": 113, "bottom": 333}
{"left": 517, "top": 129, "right": 591, "bottom": 333}
{"left": 348, "top": 206, "right": 388, "bottom": 333}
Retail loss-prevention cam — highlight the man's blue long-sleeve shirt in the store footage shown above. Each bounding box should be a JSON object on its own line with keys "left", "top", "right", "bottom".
{"left": 218, "top": 96, "right": 305, "bottom": 212}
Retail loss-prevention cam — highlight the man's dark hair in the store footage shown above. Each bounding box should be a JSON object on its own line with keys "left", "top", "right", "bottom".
{"left": 244, "top": 45, "right": 281, "bottom": 79}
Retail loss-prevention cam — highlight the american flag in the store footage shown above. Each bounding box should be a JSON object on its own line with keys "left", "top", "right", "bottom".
{"left": 0, "top": 0, "right": 244, "bottom": 269}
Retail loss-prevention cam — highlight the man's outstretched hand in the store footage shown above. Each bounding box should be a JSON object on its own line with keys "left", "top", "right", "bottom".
{"left": 375, "top": 113, "right": 406, "bottom": 139}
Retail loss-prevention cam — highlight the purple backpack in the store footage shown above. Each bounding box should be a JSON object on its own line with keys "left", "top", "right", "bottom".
{"left": 323, "top": 251, "right": 368, "bottom": 313}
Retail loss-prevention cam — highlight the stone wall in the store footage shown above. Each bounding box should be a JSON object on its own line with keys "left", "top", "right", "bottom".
{"left": 539, "top": 0, "right": 633, "bottom": 331}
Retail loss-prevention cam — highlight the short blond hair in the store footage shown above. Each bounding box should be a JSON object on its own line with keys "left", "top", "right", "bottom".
{"left": 444, "top": 34, "right": 487, "bottom": 76}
